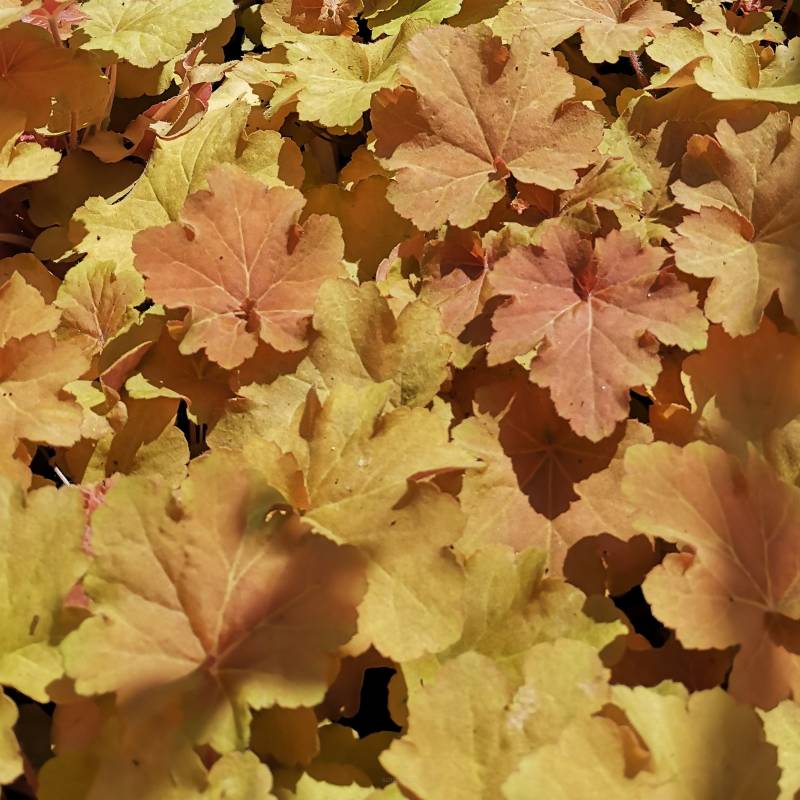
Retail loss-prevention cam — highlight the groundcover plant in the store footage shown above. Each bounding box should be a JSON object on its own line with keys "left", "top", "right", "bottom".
{"left": 1, "top": 0, "right": 800, "bottom": 796}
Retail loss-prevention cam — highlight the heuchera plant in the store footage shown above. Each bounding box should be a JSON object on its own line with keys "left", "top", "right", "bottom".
{"left": 0, "top": 0, "right": 799, "bottom": 797}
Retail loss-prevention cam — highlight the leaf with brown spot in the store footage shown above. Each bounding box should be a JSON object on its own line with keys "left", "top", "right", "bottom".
{"left": 487, "top": 226, "right": 708, "bottom": 441}
{"left": 372, "top": 25, "right": 603, "bottom": 230}
{"left": 133, "top": 166, "right": 345, "bottom": 369}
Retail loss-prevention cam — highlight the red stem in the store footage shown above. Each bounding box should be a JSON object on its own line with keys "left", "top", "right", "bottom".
{"left": 47, "top": 13, "right": 63, "bottom": 47}
{"left": 628, "top": 50, "right": 647, "bottom": 87}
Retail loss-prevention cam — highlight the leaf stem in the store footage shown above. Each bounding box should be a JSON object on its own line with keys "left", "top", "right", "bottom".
{"left": 46, "top": 10, "right": 80, "bottom": 150}
{"left": 47, "top": 13, "right": 63, "bottom": 47}
{"left": 101, "top": 62, "right": 118, "bottom": 131}
{"left": 86, "top": 62, "right": 119, "bottom": 141}
{"left": 0, "top": 233, "right": 34, "bottom": 249}
{"left": 781, "top": 0, "right": 794, "bottom": 24}
{"left": 53, "top": 466, "right": 72, "bottom": 486}
{"left": 628, "top": 50, "right": 647, "bottom": 87}
{"left": 68, "top": 112, "right": 78, "bottom": 150}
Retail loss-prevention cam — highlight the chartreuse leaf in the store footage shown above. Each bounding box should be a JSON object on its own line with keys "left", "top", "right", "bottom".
{"left": 289, "top": 774, "right": 404, "bottom": 798}
{"left": 647, "top": 31, "right": 800, "bottom": 102}
{"left": 445, "top": 545, "right": 625, "bottom": 664}
{"left": 694, "top": 34, "right": 800, "bottom": 104}
{"left": 296, "top": 278, "right": 452, "bottom": 408}
{"left": 0, "top": 0, "right": 38, "bottom": 29}
{"left": 610, "top": 683, "right": 780, "bottom": 798}
{"left": 399, "top": 542, "right": 625, "bottom": 693}
{"left": 74, "top": 102, "right": 298, "bottom": 270}
{"left": 694, "top": 0, "right": 783, "bottom": 43}
{"left": 502, "top": 716, "right": 651, "bottom": 799}
{"left": 381, "top": 640, "right": 611, "bottom": 799}
{"left": 367, "top": 0, "right": 462, "bottom": 37}
{"left": 243, "top": 382, "right": 476, "bottom": 661}
{"left": 62, "top": 450, "right": 366, "bottom": 752}
{"left": 0, "top": 108, "right": 60, "bottom": 195}
{"left": 79, "top": 0, "right": 235, "bottom": 68}
{"left": 28, "top": 149, "right": 142, "bottom": 258}
{"left": 760, "top": 701, "right": 800, "bottom": 800}
{"left": 203, "top": 751, "right": 276, "bottom": 799}
{"left": 207, "top": 374, "right": 313, "bottom": 462}
{"left": 272, "top": 20, "right": 427, "bottom": 129}
{"left": 338, "top": 482, "right": 467, "bottom": 662}
{"left": 0, "top": 479, "right": 87, "bottom": 701}
{"left": 300, "top": 382, "right": 476, "bottom": 535}
{"left": 505, "top": 684, "right": 779, "bottom": 798}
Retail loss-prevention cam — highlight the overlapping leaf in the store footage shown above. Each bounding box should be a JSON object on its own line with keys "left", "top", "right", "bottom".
{"left": 0, "top": 23, "right": 106, "bottom": 129}
{"left": 79, "top": 0, "right": 235, "bottom": 68}
{"left": 297, "top": 278, "right": 452, "bottom": 408}
{"left": 272, "top": 20, "right": 425, "bottom": 128}
{"left": 0, "top": 110, "right": 60, "bottom": 195}
{"left": 680, "top": 320, "right": 800, "bottom": 482}
{"left": 75, "top": 103, "right": 301, "bottom": 270}
{"left": 624, "top": 441, "right": 800, "bottom": 707}
{"left": 133, "top": 166, "right": 345, "bottom": 368}
{"left": 0, "top": 478, "right": 87, "bottom": 701}
{"left": 673, "top": 112, "right": 800, "bottom": 335}
{"left": 62, "top": 450, "right": 366, "bottom": 751}
{"left": 243, "top": 382, "right": 475, "bottom": 660}
{"left": 505, "top": 683, "right": 780, "bottom": 799}
{"left": 382, "top": 641, "right": 611, "bottom": 799}
{"left": 0, "top": 273, "right": 90, "bottom": 447}
{"left": 1, "top": 1, "right": 800, "bottom": 795}
{"left": 492, "top": 0, "right": 678, "bottom": 64}
{"left": 487, "top": 226, "right": 707, "bottom": 441}
{"left": 372, "top": 25, "right": 604, "bottom": 229}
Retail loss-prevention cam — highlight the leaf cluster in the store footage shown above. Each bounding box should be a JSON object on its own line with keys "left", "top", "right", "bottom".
{"left": 1, "top": 0, "right": 800, "bottom": 797}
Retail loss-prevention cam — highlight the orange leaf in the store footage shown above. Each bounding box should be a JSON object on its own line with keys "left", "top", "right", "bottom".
{"left": 372, "top": 26, "right": 603, "bottom": 229}
{"left": 624, "top": 441, "right": 800, "bottom": 708}
{"left": 62, "top": 450, "right": 366, "bottom": 750}
{"left": 673, "top": 112, "right": 800, "bottom": 336}
{"left": 289, "top": 0, "right": 361, "bottom": 35}
{"left": 487, "top": 226, "right": 708, "bottom": 441}
{"left": 0, "top": 22, "right": 106, "bottom": 129}
{"left": 132, "top": 166, "right": 345, "bottom": 369}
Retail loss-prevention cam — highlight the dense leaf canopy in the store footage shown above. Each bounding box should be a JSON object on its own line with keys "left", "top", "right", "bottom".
{"left": 0, "top": 0, "right": 799, "bottom": 798}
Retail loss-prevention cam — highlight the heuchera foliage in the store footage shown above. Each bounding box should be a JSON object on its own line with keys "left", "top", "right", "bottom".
{"left": 2, "top": 0, "right": 800, "bottom": 797}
